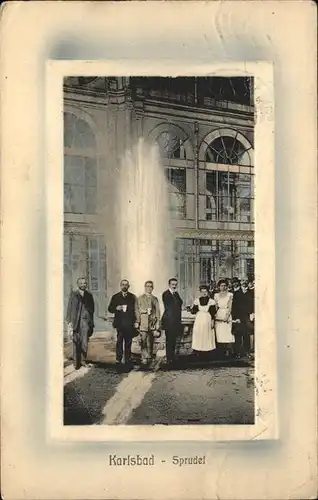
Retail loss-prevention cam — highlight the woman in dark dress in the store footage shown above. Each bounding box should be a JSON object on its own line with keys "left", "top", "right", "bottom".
{"left": 190, "top": 285, "right": 217, "bottom": 356}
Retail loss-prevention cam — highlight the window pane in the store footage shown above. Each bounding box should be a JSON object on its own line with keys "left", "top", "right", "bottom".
{"left": 169, "top": 192, "right": 186, "bottom": 219}
{"left": 157, "top": 131, "right": 187, "bottom": 160}
{"left": 88, "top": 238, "right": 98, "bottom": 252}
{"left": 219, "top": 194, "right": 232, "bottom": 221}
{"left": 64, "top": 155, "right": 84, "bottom": 185}
{"left": 238, "top": 184, "right": 251, "bottom": 199}
{"left": 64, "top": 184, "right": 72, "bottom": 213}
{"left": 64, "top": 113, "right": 96, "bottom": 149}
{"left": 69, "top": 184, "right": 85, "bottom": 213}
{"left": 75, "top": 118, "right": 96, "bottom": 148}
{"left": 238, "top": 172, "right": 250, "bottom": 182}
{"left": 220, "top": 240, "right": 231, "bottom": 251}
{"left": 205, "top": 170, "right": 253, "bottom": 222}
{"left": 206, "top": 172, "right": 217, "bottom": 220}
{"left": 64, "top": 234, "right": 71, "bottom": 258}
{"left": 64, "top": 113, "right": 76, "bottom": 148}
{"left": 237, "top": 173, "right": 251, "bottom": 198}
{"left": 246, "top": 259, "right": 255, "bottom": 278}
{"left": 166, "top": 168, "right": 186, "bottom": 192}
{"left": 200, "top": 257, "right": 211, "bottom": 283}
{"left": 64, "top": 127, "right": 73, "bottom": 148}
{"left": 205, "top": 135, "right": 251, "bottom": 166}
{"left": 239, "top": 198, "right": 251, "bottom": 222}
{"left": 89, "top": 260, "right": 99, "bottom": 291}
{"left": 219, "top": 171, "right": 228, "bottom": 190}
{"left": 85, "top": 158, "right": 97, "bottom": 186}
{"left": 71, "top": 235, "right": 88, "bottom": 282}
{"left": 205, "top": 145, "right": 215, "bottom": 163}
{"left": 206, "top": 195, "right": 216, "bottom": 220}
{"left": 99, "top": 240, "right": 106, "bottom": 260}
{"left": 206, "top": 171, "right": 217, "bottom": 194}
{"left": 86, "top": 186, "right": 97, "bottom": 214}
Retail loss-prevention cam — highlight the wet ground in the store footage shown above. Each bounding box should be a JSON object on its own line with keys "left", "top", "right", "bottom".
{"left": 64, "top": 360, "right": 254, "bottom": 426}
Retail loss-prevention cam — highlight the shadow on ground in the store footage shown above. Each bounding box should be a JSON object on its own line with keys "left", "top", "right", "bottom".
{"left": 64, "top": 366, "right": 128, "bottom": 425}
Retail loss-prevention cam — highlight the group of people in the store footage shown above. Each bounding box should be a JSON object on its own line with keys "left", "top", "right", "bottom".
{"left": 66, "top": 275, "right": 255, "bottom": 371}
{"left": 107, "top": 278, "right": 183, "bottom": 369}
{"left": 190, "top": 277, "right": 255, "bottom": 361}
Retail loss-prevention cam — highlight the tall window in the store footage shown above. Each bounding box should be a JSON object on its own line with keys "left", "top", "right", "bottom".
{"left": 199, "top": 239, "right": 218, "bottom": 284}
{"left": 198, "top": 239, "right": 254, "bottom": 281}
{"left": 156, "top": 128, "right": 190, "bottom": 220}
{"left": 205, "top": 134, "right": 254, "bottom": 223}
{"left": 206, "top": 171, "right": 253, "bottom": 222}
{"left": 174, "top": 238, "right": 197, "bottom": 306}
{"left": 64, "top": 112, "right": 97, "bottom": 214}
{"left": 64, "top": 234, "right": 107, "bottom": 320}
{"left": 165, "top": 168, "right": 186, "bottom": 219}
{"left": 88, "top": 236, "right": 107, "bottom": 293}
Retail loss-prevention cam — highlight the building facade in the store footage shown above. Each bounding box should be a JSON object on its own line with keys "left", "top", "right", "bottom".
{"left": 63, "top": 77, "right": 255, "bottom": 331}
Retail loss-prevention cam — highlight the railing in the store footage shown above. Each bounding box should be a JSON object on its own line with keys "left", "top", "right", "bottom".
{"left": 133, "top": 87, "right": 253, "bottom": 113}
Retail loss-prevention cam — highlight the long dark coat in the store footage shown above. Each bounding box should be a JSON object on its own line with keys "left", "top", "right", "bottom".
{"left": 232, "top": 289, "right": 253, "bottom": 321}
{"left": 107, "top": 291, "right": 138, "bottom": 331}
{"left": 161, "top": 289, "right": 183, "bottom": 334}
{"left": 66, "top": 290, "right": 95, "bottom": 336}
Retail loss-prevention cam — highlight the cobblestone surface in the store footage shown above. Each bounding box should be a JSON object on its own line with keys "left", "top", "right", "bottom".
{"left": 64, "top": 361, "right": 254, "bottom": 425}
{"left": 64, "top": 366, "right": 128, "bottom": 425}
{"left": 128, "top": 365, "right": 254, "bottom": 425}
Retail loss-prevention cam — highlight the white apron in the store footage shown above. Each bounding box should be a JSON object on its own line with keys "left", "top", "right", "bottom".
{"left": 191, "top": 298, "right": 216, "bottom": 352}
{"left": 214, "top": 292, "right": 235, "bottom": 343}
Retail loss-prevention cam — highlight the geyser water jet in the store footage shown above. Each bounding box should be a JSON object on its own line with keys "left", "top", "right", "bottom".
{"left": 116, "top": 138, "right": 175, "bottom": 297}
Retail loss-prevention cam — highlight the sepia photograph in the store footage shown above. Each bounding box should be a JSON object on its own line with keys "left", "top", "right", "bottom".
{"left": 62, "top": 75, "right": 256, "bottom": 426}
{"left": 2, "top": 2, "right": 316, "bottom": 498}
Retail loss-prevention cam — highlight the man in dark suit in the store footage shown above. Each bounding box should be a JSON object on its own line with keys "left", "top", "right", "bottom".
{"left": 162, "top": 278, "right": 183, "bottom": 365}
{"left": 108, "top": 279, "right": 139, "bottom": 366}
{"left": 66, "top": 277, "right": 95, "bottom": 370}
{"left": 232, "top": 279, "right": 253, "bottom": 358}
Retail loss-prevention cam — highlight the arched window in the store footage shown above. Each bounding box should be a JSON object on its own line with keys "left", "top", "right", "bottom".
{"left": 64, "top": 112, "right": 96, "bottom": 149}
{"left": 156, "top": 130, "right": 189, "bottom": 160}
{"left": 203, "top": 132, "right": 254, "bottom": 223}
{"left": 205, "top": 135, "right": 252, "bottom": 166}
{"left": 64, "top": 112, "right": 97, "bottom": 214}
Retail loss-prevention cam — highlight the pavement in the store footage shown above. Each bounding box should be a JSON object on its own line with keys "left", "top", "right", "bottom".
{"left": 64, "top": 331, "right": 115, "bottom": 368}
{"left": 64, "top": 331, "right": 255, "bottom": 425}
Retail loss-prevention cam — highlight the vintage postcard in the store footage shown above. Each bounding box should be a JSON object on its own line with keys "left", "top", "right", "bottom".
{"left": 1, "top": 2, "right": 316, "bottom": 499}
{"left": 46, "top": 60, "right": 277, "bottom": 441}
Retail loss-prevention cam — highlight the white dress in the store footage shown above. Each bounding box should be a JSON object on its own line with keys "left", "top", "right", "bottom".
{"left": 191, "top": 298, "right": 216, "bottom": 352}
{"left": 214, "top": 292, "right": 235, "bottom": 343}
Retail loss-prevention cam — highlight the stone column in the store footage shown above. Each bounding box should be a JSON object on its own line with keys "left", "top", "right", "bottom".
{"left": 102, "top": 77, "right": 136, "bottom": 300}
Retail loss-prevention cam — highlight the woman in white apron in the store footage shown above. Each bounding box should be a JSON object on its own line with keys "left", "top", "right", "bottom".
{"left": 190, "top": 285, "right": 217, "bottom": 355}
{"left": 214, "top": 279, "right": 235, "bottom": 356}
